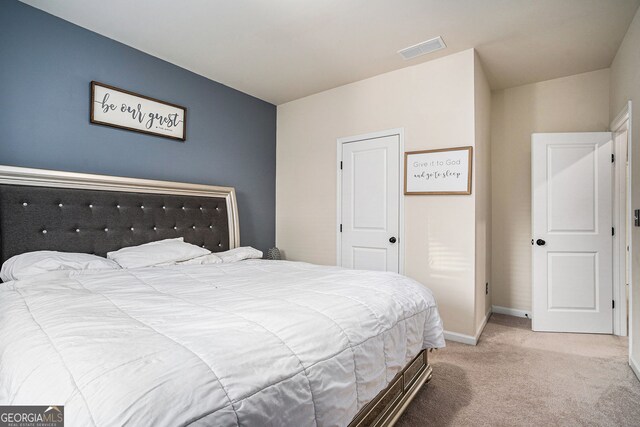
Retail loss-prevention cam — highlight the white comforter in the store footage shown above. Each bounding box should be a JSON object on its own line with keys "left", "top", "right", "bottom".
{"left": 0, "top": 260, "right": 445, "bottom": 426}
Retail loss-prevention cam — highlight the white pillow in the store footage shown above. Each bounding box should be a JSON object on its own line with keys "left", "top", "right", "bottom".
{"left": 107, "top": 238, "right": 210, "bottom": 269}
{"left": 217, "top": 247, "right": 263, "bottom": 263}
{"left": 178, "top": 253, "right": 223, "bottom": 265}
{"left": 0, "top": 251, "right": 120, "bottom": 282}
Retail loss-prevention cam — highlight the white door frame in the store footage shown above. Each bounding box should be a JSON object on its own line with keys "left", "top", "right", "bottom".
{"left": 336, "top": 128, "right": 405, "bottom": 274}
{"left": 611, "top": 101, "right": 633, "bottom": 340}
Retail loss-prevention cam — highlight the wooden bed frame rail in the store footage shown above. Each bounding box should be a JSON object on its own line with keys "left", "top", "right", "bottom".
{"left": 348, "top": 350, "right": 432, "bottom": 427}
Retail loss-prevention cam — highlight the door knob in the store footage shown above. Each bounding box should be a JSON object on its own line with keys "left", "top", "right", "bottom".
{"left": 389, "top": 237, "right": 397, "bottom": 244}
{"left": 536, "top": 239, "right": 546, "bottom": 246}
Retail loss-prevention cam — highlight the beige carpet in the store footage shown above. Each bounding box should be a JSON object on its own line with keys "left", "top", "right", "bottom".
{"left": 396, "top": 314, "right": 640, "bottom": 427}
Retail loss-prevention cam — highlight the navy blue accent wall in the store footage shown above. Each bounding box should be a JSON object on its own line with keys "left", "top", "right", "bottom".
{"left": 0, "top": 1, "right": 276, "bottom": 252}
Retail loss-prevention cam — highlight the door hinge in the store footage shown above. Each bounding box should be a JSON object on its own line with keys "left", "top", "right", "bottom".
{"left": 612, "top": 300, "right": 615, "bottom": 309}
{"left": 339, "top": 224, "right": 342, "bottom": 232}
{"left": 612, "top": 154, "right": 615, "bottom": 163}
{"left": 340, "top": 161, "right": 343, "bottom": 170}
{"left": 612, "top": 227, "right": 615, "bottom": 236}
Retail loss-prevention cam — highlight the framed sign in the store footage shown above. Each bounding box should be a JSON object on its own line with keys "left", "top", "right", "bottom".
{"left": 90, "top": 81, "right": 186, "bottom": 141}
{"left": 404, "top": 146, "right": 472, "bottom": 195}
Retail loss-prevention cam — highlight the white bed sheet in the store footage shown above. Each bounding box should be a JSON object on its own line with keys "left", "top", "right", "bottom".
{"left": 0, "top": 260, "right": 445, "bottom": 426}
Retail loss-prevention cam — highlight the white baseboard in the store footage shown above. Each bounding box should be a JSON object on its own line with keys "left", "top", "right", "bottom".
{"left": 443, "top": 330, "right": 477, "bottom": 345}
{"left": 475, "top": 306, "right": 491, "bottom": 342}
{"left": 444, "top": 307, "right": 492, "bottom": 346}
{"left": 631, "top": 356, "right": 640, "bottom": 382}
{"left": 492, "top": 305, "right": 530, "bottom": 319}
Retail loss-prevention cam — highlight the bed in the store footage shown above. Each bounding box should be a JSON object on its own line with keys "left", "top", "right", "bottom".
{"left": 0, "top": 165, "right": 445, "bottom": 426}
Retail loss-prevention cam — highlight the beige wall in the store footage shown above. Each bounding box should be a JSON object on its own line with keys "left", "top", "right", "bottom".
{"left": 491, "top": 69, "right": 611, "bottom": 312}
{"left": 474, "top": 53, "right": 492, "bottom": 331}
{"left": 610, "top": 6, "right": 640, "bottom": 370}
{"left": 277, "top": 49, "right": 485, "bottom": 337}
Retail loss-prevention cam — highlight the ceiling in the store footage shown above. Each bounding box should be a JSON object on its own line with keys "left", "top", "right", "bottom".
{"left": 20, "top": 0, "right": 640, "bottom": 105}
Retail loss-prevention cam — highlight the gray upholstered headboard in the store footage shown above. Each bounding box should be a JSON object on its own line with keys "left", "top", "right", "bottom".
{"left": 0, "top": 166, "right": 240, "bottom": 263}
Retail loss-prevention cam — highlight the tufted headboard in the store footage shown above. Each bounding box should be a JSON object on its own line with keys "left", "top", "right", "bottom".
{"left": 0, "top": 166, "right": 240, "bottom": 263}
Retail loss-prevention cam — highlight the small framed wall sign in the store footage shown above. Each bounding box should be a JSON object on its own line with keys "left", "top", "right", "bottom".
{"left": 404, "top": 146, "right": 473, "bottom": 195}
{"left": 90, "top": 81, "right": 186, "bottom": 141}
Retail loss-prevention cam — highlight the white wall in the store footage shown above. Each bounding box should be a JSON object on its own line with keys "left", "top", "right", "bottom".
{"left": 610, "top": 6, "right": 640, "bottom": 373}
{"left": 277, "top": 49, "right": 485, "bottom": 337}
{"left": 490, "top": 69, "right": 611, "bottom": 312}
{"left": 474, "top": 53, "right": 492, "bottom": 331}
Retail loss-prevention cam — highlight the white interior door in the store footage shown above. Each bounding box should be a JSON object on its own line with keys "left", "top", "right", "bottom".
{"left": 532, "top": 132, "right": 613, "bottom": 333}
{"left": 340, "top": 134, "right": 399, "bottom": 272}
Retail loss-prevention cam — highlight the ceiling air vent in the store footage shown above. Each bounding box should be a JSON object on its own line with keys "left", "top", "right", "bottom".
{"left": 398, "top": 36, "right": 446, "bottom": 60}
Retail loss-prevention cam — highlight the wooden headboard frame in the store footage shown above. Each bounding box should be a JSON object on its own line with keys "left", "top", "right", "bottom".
{"left": 0, "top": 165, "right": 240, "bottom": 261}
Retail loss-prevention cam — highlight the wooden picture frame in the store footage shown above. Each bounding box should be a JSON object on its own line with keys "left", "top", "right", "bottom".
{"left": 90, "top": 81, "right": 187, "bottom": 141}
{"left": 404, "top": 146, "right": 473, "bottom": 195}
